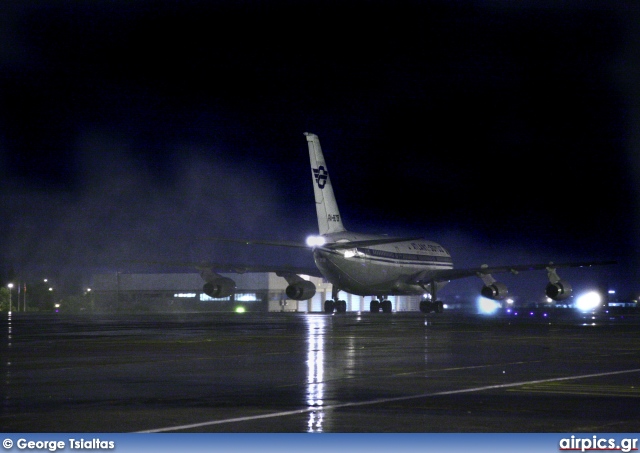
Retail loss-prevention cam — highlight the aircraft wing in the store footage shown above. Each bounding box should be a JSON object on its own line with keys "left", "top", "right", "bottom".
{"left": 195, "top": 262, "right": 323, "bottom": 278}
{"left": 209, "top": 238, "right": 310, "bottom": 248}
{"left": 121, "top": 259, "right": 322, "bottom": 278}
{"left": 411, "top": 260, "right": 617, "bottom": 285}
{"left": 211, "top": 236, "right": 424, "bottom": 250}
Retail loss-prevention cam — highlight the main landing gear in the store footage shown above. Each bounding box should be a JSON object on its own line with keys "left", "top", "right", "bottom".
{"left": 324, "top": 288, "right": 394, "bottom": 314}
{"left": 324, "top": 298, "right": 393, "bottom": 313}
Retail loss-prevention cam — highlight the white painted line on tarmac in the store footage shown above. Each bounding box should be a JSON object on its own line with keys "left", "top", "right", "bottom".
{"left": 136, "top": 367, "right": 640, "bottom": 433}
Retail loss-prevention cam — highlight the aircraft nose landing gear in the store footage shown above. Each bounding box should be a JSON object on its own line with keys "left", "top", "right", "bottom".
{"left": 324, "top": 287, "right": 347, "bottom": 313}
{"left": 419, "top": 300, "right": 443, "bottom": 313}
{"left": 370, "top": 298, "right": 392, "bottom": 313}
{"left": 420, "top": 280, "right": 444, "bottom": 313}
{"left": 324, "top": 299, "right": 347, "bottom": 313}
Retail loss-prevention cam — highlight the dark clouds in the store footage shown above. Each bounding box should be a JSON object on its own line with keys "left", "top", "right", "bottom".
{"left": 1, "top": 1, "right": 638, "bottom": 295}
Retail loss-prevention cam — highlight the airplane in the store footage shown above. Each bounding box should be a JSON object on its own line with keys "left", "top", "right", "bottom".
{"left": 200, "top": 132, "right": 614, "bottom": 314}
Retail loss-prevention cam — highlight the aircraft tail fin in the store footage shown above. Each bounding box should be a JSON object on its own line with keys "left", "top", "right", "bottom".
{"left": 304, "top": 132, "right": 346, "bottom": 235}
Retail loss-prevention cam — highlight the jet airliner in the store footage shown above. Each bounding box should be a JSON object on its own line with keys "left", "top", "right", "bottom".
{"left": 201, "top": 133, "right": 613, "bottom": 313}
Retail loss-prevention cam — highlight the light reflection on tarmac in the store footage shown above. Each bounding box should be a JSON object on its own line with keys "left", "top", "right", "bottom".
{"left": 2, "top": 311, "right": 640, "bottom": 432}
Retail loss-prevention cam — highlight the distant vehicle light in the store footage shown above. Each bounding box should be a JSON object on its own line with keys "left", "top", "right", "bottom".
{"left": 306, "top": 236, "right": 326, "bottom": 247}
{"left": 575, "top": 291, "right": 602, "bottom": 312}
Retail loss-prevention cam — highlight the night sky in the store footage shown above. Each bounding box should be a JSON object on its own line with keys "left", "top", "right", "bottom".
{"left": 2, "top": 1, "right": 639, "bottom": 298}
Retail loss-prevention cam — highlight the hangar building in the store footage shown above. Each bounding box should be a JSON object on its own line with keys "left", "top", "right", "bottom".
{"left": 90, "top": 272, "right": 424, "bottom": 313}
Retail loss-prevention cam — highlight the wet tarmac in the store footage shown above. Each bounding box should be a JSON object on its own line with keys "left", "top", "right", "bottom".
{"left": 2, "top": 310, "right": 640, "bottom": 432}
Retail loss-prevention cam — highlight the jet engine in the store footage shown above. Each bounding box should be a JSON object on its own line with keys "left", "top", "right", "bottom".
{"left": 203, "top": 277, "right": 236, "bottom": 298}
{"left": 545, "top": 280, "right": 572, "bottom": 301}
{"left": 285, "top": 280, "right": 316, "bottom": 300}
{"left": 481, "top": 282, "right": 509, "bottom": 300}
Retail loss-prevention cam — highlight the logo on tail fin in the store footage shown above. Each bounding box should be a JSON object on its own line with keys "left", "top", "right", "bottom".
{"left": 313, "top": 166, "right": 328, "bottom": 189}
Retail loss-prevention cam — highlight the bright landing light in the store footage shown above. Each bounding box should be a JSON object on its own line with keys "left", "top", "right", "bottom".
{"left": 575, "top": 291, "right": 602, "bottom": 312}
{"left": 477, "top": 296, "right": 501, "bottom": 315}
{"left": 306, "top": 235, "right": 326, "bottom": 247}
{"left": 343, "top": 249, "right": 356, "bottom": 258}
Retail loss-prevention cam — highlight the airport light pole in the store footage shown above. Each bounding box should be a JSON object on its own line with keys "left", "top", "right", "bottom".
{"left": 44, "top": 278, "right": 56, "bottom": 312}
{"left": 7, "top": 283, "right": 14, "bottom": 313}
{"left": 86, "top": 288, "right": 94, "bottom": 312}
{"left": 17, "top": 282, "right": 22, "bottom": 312}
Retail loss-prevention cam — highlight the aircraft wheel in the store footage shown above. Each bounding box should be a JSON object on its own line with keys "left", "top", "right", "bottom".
{"left": 370, "top": 300, "right": 380, "bottom": 313}
{"left": 381, "top": 300, "right": 392, "bottom": 313}
{"left": 419, "top": 301, "right": 432, "bottom": 313}
{"left": 336, "top": 300, "right": 347, "bottom": 313}
{"left": 324, "top": 300, "right": 335, "bottom": 313}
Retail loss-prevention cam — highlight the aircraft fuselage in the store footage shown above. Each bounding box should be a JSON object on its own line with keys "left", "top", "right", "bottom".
{"left": 313, "top": 232, "right": 453, "bottom": 296}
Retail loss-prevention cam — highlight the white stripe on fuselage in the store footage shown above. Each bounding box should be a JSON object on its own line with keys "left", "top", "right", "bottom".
{"left": 314, "top": 235, "right": 453, "bottom": 295}
{"left": 322, "top": 248, "right": 452, "bottom": 268}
